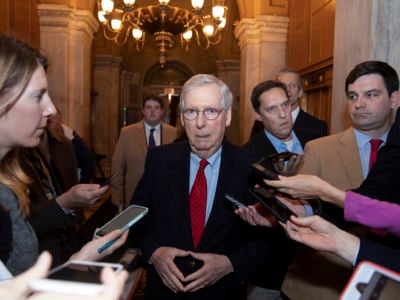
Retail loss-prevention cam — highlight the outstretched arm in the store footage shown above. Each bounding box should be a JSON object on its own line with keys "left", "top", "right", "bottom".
{"left": 265, "top": 174, "right": 346, "bottom": 208}
{"left": 282, "top": 215, "right": 359, "bottom": 264}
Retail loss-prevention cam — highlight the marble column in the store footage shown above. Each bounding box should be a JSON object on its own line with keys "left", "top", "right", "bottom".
{"left": 92, "top": 55, "right": 123, "bottom": 174}
{"left": 216, "top": 59, "right": 241, "bottom": 145}
{"left": 37, "top": 4, "right": 98, "bottom": 142}
{"left": 331, "top": 0, "right": 400, "bottom": 132}
{"left": 234, "top": 15, "right": 289, "bottom": 144}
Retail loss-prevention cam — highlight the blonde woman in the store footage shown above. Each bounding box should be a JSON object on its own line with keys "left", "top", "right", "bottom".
{"left": 0, "top": 34, "right": 128, "bottom": 298}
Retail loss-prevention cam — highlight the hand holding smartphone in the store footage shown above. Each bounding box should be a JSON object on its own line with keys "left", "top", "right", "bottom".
{"left": 94, "top": 204, "right": 148, "bottom": 239}
{"left": 29, "top": 260, "right": 123, "bottom": 296}
{"left": 249, "top": 187, "right": 296, "bottom": 223}
{"left": 224, "top": 194, "right": 246, "bottom": 211}
{"left": 100, "top": 169, "right": 121, "bottom": 187}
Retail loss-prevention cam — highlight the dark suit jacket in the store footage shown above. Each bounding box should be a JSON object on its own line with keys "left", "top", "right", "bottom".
{"left": 351, "top": 109, "right": 400, "bottom": 268}
{"left": 294, "top": 109, "right": 328, "bottom": 137}
{"left": 243, "top": 129, "right": 321, "bottom": 289}
{"left": 353, "top": 109, "right": 400, "bottom": 203}
{"left": 0, "top": 206, "right": 12, "bottom": 263}
{"left": 130, "top": 141, "right": 272, "bottom": 300}
{"left": 357, "top": 239, "right": 400, "bottom": 272}
{"left": 244, "top": 127, "right": 321, "bottom": 159}
{"left": 250, "top": 109, "right": 328, "bottom": 138}
{"left": 20, "top": 129, "right": 79, "bottom": 265}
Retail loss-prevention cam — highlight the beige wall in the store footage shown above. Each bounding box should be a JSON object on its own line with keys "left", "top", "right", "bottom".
{"left": 331, "top": 0, "right": 400, "bottom": 133}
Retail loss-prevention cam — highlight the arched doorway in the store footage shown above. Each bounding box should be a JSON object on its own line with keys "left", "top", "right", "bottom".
{"left": 142, "top": 60, "right": 192, "bottom": 126}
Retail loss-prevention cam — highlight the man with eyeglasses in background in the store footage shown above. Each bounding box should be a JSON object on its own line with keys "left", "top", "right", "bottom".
{"left": 130, "top": 74, "right": 271, "bottom": 300}
{"left": 111, "top": 94, "right": 177, "bottom": 211}
{"left": 243, "top": 80, "right": 321, "bottom": 300}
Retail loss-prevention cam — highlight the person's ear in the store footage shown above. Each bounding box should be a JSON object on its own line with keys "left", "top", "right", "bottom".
{"left": 298, "top": 88, "right": 303, "bottom": 98}
{"left": 390, "top": 90, "right": 400, "bottom": 109}
{"left": 255, "top": 111, "right": 262, "bottom": 122}
{"left": 225, "top": 107, "right": 232, "bottom": 127}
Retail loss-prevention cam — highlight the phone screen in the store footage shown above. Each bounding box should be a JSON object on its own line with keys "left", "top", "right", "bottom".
{"left": 29, "top": 261, "right": 123, "bottom": 296}
{"left": 95, "top": 204, "right": 148, "bottom": 237}
{"left": 340, "top": 261, "right": 400, "bottom": 300}
{"left": 48, "top": 263, "right": 107, "bottom": 283}
{"left": 359, "top": 271, "right": 400, "bottom": 300}
{"left": 267, "top": 151, "right": 295, "bottom": 163}
{"left": 249, "top": 187, "right": 296, "bottom": 223}
{"left": 251, "top": 162, "right": 279, "bottom": 180}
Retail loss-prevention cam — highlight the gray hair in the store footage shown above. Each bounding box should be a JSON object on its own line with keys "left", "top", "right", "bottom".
{"left": 180, "top": 74, "right": 232, "bottom": 111}
{"left": 277, "top": 68, "right": 302, "bottom": 90}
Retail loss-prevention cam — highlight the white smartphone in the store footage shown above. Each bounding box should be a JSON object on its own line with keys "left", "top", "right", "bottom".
{"left": 340, "top": 261, "right": 400, "bottom": 300}
{"left": 29, "top": 260, "right": 123, "bottom": 296}
{"left": 94, "top": 204, "right": 148, "bottom": 238}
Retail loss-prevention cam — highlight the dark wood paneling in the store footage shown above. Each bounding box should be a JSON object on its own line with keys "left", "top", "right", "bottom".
{"left": 287, "top": 0, "right": 335, "bottom": 131}
{"left": 1, "top": 0, "right": 40, "bottom": 48}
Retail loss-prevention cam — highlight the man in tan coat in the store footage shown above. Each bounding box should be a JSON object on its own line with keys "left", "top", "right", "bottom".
{"left": 111, "top": 94, "right": 177, "bottom": 210}
{"left": 282, "top": 61, "right": 400, "bottom": 299}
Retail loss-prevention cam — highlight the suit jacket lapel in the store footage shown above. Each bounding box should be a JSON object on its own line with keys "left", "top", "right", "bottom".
{"left": 136, "top": 121, "right": 148, "bottom": 154}
{"left": 254, "top": 133, "right": 278, "bottom": 157}
{"left": 198, "top": 143, "right": 246, "bottom": 248}
{"left": 167, "top": 142, "right": 193, "bottom": 247}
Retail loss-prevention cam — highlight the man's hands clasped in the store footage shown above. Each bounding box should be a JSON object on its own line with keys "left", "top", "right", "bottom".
{"left": 149, "top": 247, "right": 233, "bottom": 293}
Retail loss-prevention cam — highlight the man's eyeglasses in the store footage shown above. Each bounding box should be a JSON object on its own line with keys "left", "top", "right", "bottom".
{"left": 182, "top": 108, "right": 224, "bottom": 121}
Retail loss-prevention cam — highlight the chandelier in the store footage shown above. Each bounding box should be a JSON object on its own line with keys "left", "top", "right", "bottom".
{"left": 97, "top": 0, "right": 228, "bottom": 66}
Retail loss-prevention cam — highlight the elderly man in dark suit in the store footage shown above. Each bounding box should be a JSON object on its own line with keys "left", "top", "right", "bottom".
{"left": 130, "top": 74, "right": 271, "bottom": 300}
{"left": 243, "top": 80, "right": 321, "bottom": 300}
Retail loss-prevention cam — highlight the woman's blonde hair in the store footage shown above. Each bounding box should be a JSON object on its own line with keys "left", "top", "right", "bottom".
{"left": 0, "top": 35, "right": 47, "bottom": 217}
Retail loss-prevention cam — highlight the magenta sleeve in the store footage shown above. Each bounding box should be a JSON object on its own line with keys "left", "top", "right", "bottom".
{"left": 344, "top": 191, "right": 400, "bottom": 237}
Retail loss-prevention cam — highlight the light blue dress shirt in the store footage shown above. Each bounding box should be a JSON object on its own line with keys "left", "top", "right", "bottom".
{"left": 353, "top": 128, "right": 388, "bottom": 179}
{"left": 265, "top": 130, "right": 304, "bottom": 154}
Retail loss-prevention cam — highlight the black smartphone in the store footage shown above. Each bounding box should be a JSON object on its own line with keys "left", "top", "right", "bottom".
{"left": 267, "top": 151, "right": 296, "bottom": 163}
{"left": 251, "top": 162, "right": 279, "bottom": 181}
{"left": 249, "top": 187, "right": 296, "bottom": 223}
{"left": 100, "top": 169, "right": 120, "bottom": 187}
{"left": 224, "top": 194, "right": 246, "bottom": 211}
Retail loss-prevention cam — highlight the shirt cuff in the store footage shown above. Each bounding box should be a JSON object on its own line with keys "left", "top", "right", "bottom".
{"left": 55, "top": 198, "right": 76, "bottom": 216}
{"left": 352, "top": 240, "right": 361, "bottom": 266}
{"left": 300, "top": 199, "right": 321, "bottom": 216}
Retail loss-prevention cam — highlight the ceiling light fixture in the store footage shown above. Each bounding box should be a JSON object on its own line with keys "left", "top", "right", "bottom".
{"left": 97, "top": 0, "right": 227, "bottom": 66}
